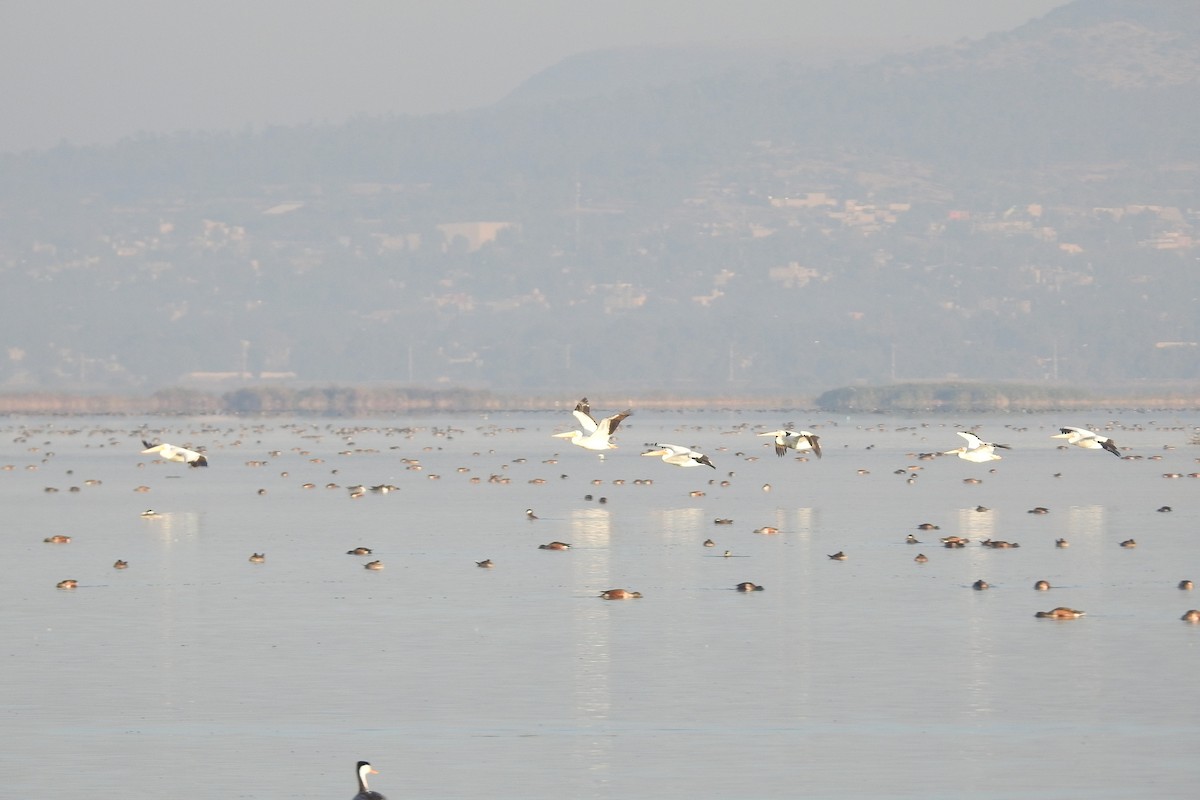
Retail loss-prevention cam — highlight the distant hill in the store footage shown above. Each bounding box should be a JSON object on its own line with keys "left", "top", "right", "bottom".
{"left": 498, "top": 36, "right": 937, "bottom": 108}
{"left": 903, "top": 0, "right": 1200, "bottom": 86}
{"left": 1, "top": 0, "right": 1198, "bottom": 397}
{"left": 5, "top": 0, "right": 1199, "bottom": 196}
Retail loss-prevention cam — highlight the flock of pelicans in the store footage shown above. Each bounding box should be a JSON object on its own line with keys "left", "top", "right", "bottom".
{"left": 43, "top": 399, "right": 1199, "bottom": 630}
{"left": 554, "top": 399, "right": 1120, "bottom": 467}
{"left": 544, "top": 399, "right": 1196, "bottom": 623}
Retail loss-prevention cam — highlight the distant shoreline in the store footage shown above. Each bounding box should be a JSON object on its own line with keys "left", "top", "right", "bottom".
{"left": 0, "top": 383, "right": 1197, "bottom": 416}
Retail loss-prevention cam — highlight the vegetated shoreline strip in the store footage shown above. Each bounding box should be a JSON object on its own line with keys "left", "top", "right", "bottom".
{"left": 0, "top": 382, "right": 1197, "bottom": 415}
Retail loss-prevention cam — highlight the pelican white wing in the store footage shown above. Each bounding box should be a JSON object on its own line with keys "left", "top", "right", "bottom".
{"left": 758, "top": 429, "right": 821, "bottom": 458}
{"left": 1052, "top": 426, "right": 1121, "bottom": 457}
{"left": 553, "top": 397, "right": 631, "bottom": 451}
{"left": 141, "top": 440, "right": 209, "bottom": 467}
{"left": 642, "top": 443, "right": 716, "bottom": 469}
{"left": 943, "top": 430, "right": 1011, "bottom": 462}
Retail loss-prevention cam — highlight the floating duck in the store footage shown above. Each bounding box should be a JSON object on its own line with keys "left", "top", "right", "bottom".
{"left": 599, "top": 588, "right": 642, "bottom": 600}
{"left": 1036, "top": 607, "right": 1085, "bottom": 619}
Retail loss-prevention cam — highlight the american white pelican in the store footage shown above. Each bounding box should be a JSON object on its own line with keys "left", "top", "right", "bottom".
{"left": 353, "top": 760, "right": 387, "bottom": 800}
{"left": 641, "top": 443, "right": 716, "bottom": 469}
{"left": 552, "top": 397, "right": 632, "bottom": 451}
{"left": 1052, "top": 426, "right": 1121, "bottom": 457}
{"left": 757, "top": 429, "right": 822, "bottom": 458}
{"left": 943, "top": 431, "right": 1011, "bottom": 462}
{"left": 140, "top": 440, "right": 208, "bottom": 467}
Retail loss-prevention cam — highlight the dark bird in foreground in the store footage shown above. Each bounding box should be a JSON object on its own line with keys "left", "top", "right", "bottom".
{"left": 353, "top": 760, "right": 387, "bottom": 800}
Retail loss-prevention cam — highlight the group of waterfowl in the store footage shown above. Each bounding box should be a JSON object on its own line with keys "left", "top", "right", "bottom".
{"left": 554, "top": 398, "right": 827, "bottom": 472}
{"left": 39, "top": 416, "right": 1193, "bottom": 623}
{"left": 550, "top": 397, "right": 1134, "bottom": 477}
{"left": 934, "top": 426, "right": 1125, "bottom": 464}
{"left": 904, "top": 526, "right": 1197, "bottom": 620}
{"left": 18, "top": 412, "right": 1199, "bottom": 800}
{"left": 48, "top": 531, "right": 130, "bottom": 584}
{"left": 551, "top": 409, "right": 1199, "bottom": 620}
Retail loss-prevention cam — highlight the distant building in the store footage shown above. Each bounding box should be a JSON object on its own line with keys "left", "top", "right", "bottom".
{"left": 437, "top": 221, "right": 516, "bottom": 252}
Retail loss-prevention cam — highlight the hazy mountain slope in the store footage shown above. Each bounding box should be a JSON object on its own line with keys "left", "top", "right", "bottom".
{"left": 1, "top": 0, "right": 1198, "bottom": 395}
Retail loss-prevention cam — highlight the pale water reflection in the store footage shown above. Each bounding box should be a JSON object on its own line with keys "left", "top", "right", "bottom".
{"left": 1, "top": 412, "right": 1199, "bottom": 797}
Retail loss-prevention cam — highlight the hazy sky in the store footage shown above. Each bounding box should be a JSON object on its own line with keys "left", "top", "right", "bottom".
{"left": 1, "top": 0, "right": 1068, "bottom": 154}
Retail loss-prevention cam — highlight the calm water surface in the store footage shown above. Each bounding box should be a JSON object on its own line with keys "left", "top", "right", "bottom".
{"left": 2, "top": 411, "right": 1199, "bottom": 798}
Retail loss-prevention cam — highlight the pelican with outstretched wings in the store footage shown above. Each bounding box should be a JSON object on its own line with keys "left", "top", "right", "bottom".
{"left": 1052, "top": 426, "right": 1121, "bottom": 457}
{"left": 141, "top": 440, "right": 209, "bottom": 467}
{"left": 552, "top": 397, "right": 632, "bottom": 451}
{"left": 642, "top": 443, "right": 716, "bottom": 469}
{"left": 758, "top": 429, "right": 822, "bottom": 459}
{"left": 943, "top": 431, "right": 1011, "bottom": 463}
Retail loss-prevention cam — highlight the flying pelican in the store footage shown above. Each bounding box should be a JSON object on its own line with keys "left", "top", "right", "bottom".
{"left": 552, "top": 397, "right": 632, "bottom": 451}
{"left": 140, "top": 440, "right": 208, "bottom": 467}
{"left": 1052, "top": 426, "right": 1121, "bottom": 457}
{"left": 352, "top": 760, "right": 387, "bottom": 800}
{"left": 757, "top": 429, "right": 822, "bottom": 458}
{"left": 943, "top": 431, "right": 1011, "bottom": 463}
{"left": 641, "top": 443, "right": 716, "bottom": 469}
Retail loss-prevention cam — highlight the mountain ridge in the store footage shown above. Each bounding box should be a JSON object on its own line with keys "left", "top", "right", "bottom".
{"left": 0, "top": 0, "right": 1197, "bottom": 396}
